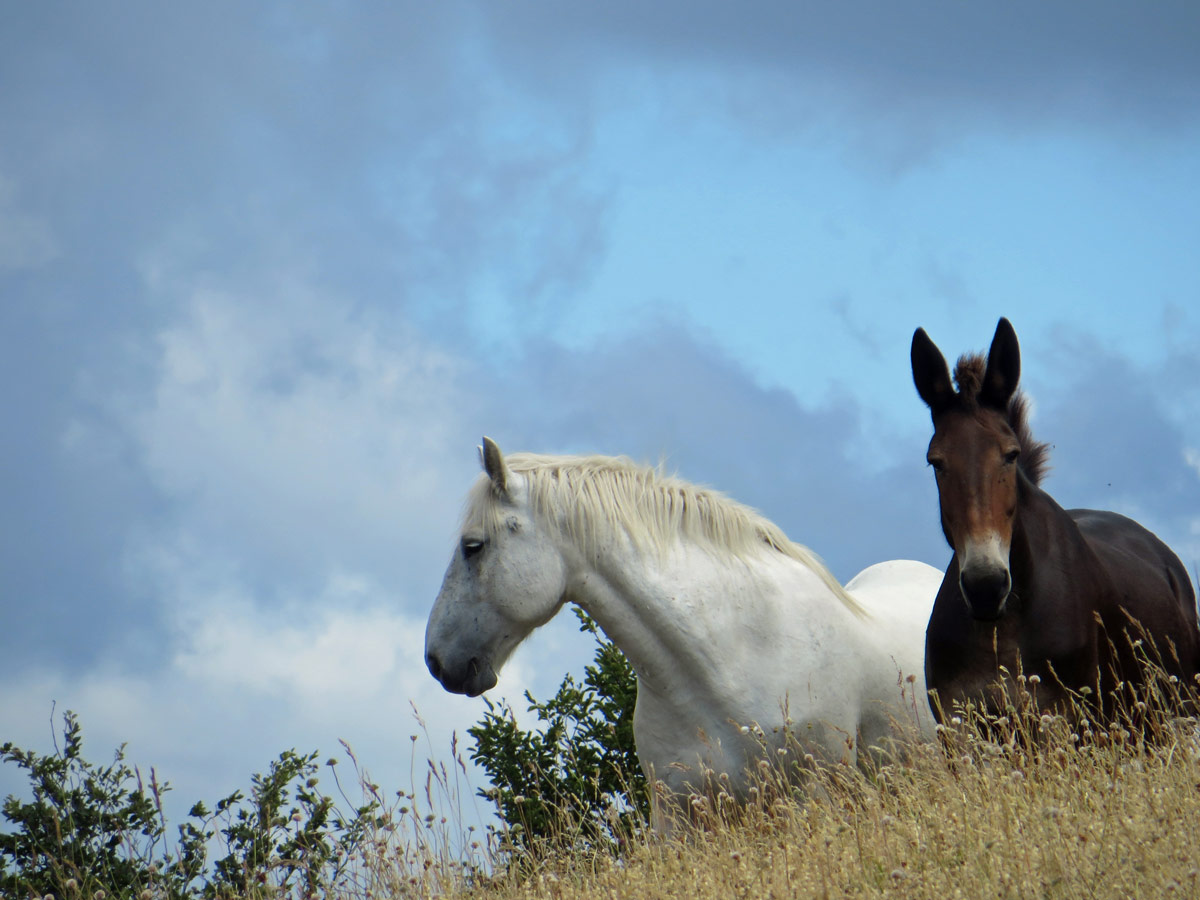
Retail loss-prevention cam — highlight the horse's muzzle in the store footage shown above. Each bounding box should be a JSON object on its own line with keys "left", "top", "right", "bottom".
{"left": 959, "top": 566, "right": 1012, "bottom": 621}
{"left": 425, "top": 652, "right": 497, "bottom": 697}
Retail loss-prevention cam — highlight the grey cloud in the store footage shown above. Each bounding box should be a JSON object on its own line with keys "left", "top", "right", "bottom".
{"left": 0, "top": 297, "right": 171, "bottom": 676}
{"left": 482, "top": 2, "right": 1200, "bottom": 133}
{"left": 1, "top": 4, "right": 606, "bottom": 320}
{"left": 1034, "top": 330, "right": 1200, "bottom": 574}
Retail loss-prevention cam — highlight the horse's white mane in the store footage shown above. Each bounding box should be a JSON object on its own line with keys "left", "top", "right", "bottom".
{"left": 464, "top": 452, "right": 868, "bottom": 619}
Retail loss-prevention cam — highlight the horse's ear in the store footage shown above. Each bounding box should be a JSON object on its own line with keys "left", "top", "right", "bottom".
{"left": 980, "top": 317, "right": 1020, "bottom": 410}
{"left": 911, "top": 327, "right": 954, "bottom": 415}
{"left": 480, "top": 435, "right": 510, "bottom": 496}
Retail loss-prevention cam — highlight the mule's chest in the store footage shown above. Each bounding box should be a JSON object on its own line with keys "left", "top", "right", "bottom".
{"left": 926, "top": 603, "right": 1096, "bottom": 718}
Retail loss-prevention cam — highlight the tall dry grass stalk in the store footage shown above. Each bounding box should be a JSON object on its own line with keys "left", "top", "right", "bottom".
{"left": 316, "top": 706, "right": 499, "bottom": 899}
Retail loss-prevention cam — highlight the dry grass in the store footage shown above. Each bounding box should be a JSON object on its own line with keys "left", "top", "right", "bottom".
{"left": 310, "top": 716, "right": 499, "bottom": 898}
{"left": 404, "top": 671, "right": 1200, "bottom": 900}
{"left": 28, "top": 675, "right": 1199, "bottom": 898}
{"left": 451, "top": 744, "right": 1200, "bottom": 900}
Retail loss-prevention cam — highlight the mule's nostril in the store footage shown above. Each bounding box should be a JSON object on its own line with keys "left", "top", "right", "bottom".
{"left": 426, "top": 652, "right": 443, "bottom": 680}
{"left": 959, "top": 567, "right": 1012, "bottom": 620}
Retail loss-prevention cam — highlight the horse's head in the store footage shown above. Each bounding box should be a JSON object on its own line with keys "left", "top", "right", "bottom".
{"left": 424, "top": 437, "right": 569, "bottom": 696}
{"left": 911, "top": 318, "right": 1024, "bottom": 621}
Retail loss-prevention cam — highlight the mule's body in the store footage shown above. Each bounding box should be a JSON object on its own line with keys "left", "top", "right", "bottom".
{"left": 912, "top": 319, "right": 1200, "bottom": 719}
{"left": 926, "top": 486, "right": 1200, "bottom": 716}
{"left": 425, "top": 440, "right": 939, "bottom": 822}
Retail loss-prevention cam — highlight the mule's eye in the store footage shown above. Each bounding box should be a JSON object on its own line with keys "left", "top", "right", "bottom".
{"left": 1003, "top": 448, "right": 1020, "bottom": 465}
{"left": 461, "top": 537, "right": 486, "bottom": 559}
{"left": 928, "top": 457, "right": 945, "bottom": 474}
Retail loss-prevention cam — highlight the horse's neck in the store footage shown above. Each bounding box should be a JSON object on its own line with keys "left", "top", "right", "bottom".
{"left": 1011, "top": 480, "right": 1097, "bottom": 592}
{"left": 562, "top": 536, "right": 845, "bottom": 697}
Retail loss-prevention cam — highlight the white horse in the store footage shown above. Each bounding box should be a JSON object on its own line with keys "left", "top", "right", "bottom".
{"left": 425, "top": 438, "right": 939, "bottom": 824}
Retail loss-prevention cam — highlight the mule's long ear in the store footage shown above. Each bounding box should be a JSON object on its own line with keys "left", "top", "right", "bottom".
{"left": 980, "top": 317, "right": 1020, "bottom": 410}
{"left": 480, "top": 435, "right": 510, "bottom": 497}
{"left": 911, "top": 327, "right": 954, "bottom": 415}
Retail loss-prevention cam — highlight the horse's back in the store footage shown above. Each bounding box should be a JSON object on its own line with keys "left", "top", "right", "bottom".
{"left": 846, "top": 559, "right": 942, "bottom": 655}
{"left": 846, "top": 559, "right": 943, "bottom": 615}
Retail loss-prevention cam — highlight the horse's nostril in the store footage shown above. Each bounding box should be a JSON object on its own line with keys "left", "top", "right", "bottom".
{"left": 426, "top": 652, "right": 443, "bottom": 680}
{"left": 959, "top": 567, "right": 1011, "bottom": 620}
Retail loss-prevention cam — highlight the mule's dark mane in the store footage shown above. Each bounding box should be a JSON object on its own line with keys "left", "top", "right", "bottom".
{"left": 953, "top": 353, "right": 1051, "bottom": 486}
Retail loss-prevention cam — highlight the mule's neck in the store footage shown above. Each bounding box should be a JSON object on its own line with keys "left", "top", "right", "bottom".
{"left": 1008, "top": 471, "right": 1099, "bottom": 601}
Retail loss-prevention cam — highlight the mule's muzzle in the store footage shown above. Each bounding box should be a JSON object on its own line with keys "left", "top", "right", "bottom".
{"left": 425, "top": 652, "right": 497, "bottom": 697}
{"left": 959, "top": 566, "right": 1012, "bottom": 621}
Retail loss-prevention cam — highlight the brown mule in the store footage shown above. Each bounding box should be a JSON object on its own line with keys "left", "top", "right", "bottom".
{"left": 911, "top": 317, "right": 1200, "bottom": 722}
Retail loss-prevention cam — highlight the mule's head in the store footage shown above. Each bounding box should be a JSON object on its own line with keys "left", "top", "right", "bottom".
{"left": 911, "top": 318, "right": 1025, "bottom": 621}
{"left": 424, "top": 437, "right": 568, "bottom": 696}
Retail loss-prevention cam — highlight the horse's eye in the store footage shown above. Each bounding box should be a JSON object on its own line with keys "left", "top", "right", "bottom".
{"left": 928, "top": 457, "right": 945, "bottom": 474}
{"left": 1003, "top": 449, "right": 1020, "bottom": 465}
{"left": 461, "top": 538, "right": 486, "bottom": 559}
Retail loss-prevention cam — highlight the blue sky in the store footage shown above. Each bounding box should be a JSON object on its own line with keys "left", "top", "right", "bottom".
{"left": 3, "top": 2, "right": 1200, "bottom": 827}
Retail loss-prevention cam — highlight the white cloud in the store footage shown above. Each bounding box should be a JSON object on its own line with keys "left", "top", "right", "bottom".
{"left": 1184, "top": 447, "right": 1200, "bottom": 480}
{"left": 128, "top": 283, "right": 484, "bottom": 602}
{"left": 172, "top": 578, "right": 422, "bottom": 706}
{"left": 0, "top": 566, "right": 534, "bottom": 834}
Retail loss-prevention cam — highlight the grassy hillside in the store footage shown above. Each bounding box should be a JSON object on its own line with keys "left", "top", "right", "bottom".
{"left": 459, "top": 727, "right": 1200, "bottom": 900}
{"left": 5, "top": 680, "right": 1200, "bottom": 898}
{"left": 401, "top": 678, "right": 1200, "bottom": 900}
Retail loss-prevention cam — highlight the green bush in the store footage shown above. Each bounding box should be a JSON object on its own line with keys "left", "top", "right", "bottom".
{"left": 0, "top": 616, "right": 649, "bottom": 892}
{"left": 0, "top": 711, "right": 381, "bottom": 899}
{"left": 467, "top": 609, "right": 648, "bottom": 858}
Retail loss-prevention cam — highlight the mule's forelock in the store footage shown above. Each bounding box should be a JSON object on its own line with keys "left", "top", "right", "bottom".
{"left": 952, "top": 354, "right": 986, "bottom": 403}
{"left": 950, "top": 353, "right": 1050, "bottom": 486}
{"left": 461, "top": 453, "right": 868, "bottom": 618}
